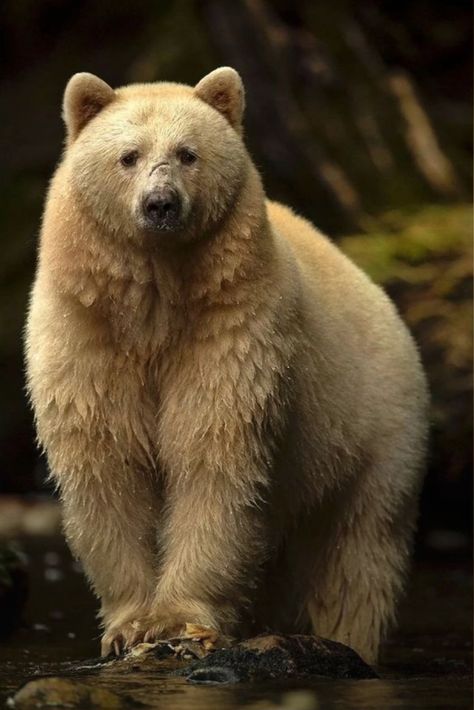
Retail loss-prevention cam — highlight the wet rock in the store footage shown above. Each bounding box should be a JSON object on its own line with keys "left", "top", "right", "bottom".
{"left": 8, "top": 633, "right": 377, "bottom": 705}
{"left": 180, "top": 633, "right": 378, "bottom": 684}
{"left": 8, "top": 677, "right": 143, "bottom": 708}
{"left": 111, "top": 631, "right": 377, "bottom": 684}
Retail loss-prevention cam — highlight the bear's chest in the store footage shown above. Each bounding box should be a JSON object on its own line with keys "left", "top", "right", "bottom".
{"left": 75, "top": 345, "right": 162, "bottom": 472}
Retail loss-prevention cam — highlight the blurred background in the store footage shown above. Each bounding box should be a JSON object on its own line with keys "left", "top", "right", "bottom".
{"left": 0, "top": 0, "right": 472, "bottom": 657}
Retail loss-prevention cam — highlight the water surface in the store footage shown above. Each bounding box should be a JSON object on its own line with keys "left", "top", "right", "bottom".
{"left": 0, "top": 537, "right": 472, "bottom": 708}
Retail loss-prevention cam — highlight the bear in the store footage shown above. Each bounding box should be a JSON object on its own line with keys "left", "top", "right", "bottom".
{"left": 25, "top": 67, "right": 428, "bottom": 663}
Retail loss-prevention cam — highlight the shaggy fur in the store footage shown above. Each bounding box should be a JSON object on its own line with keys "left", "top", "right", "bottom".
{"left": 25, "top": 67, "right": 428, "bottom": 662}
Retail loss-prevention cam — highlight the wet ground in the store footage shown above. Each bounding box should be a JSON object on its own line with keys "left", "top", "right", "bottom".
{"left": 0, "top": 535, "right": 472, "bottom": 709}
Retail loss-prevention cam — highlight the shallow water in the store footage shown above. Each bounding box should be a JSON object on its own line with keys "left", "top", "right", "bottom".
{"left": 0, "top": 536, "right": 472, "bottom": 708}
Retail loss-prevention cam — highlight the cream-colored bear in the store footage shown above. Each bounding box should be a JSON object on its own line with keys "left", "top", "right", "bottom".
{"left": 25, "top": 68, "right": 428, "bottom": 663}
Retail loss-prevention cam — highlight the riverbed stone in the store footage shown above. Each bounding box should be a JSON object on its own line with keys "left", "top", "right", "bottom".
{"left": 8, "top": 633, "right": 377, "bottom": 706}
{"left": 8, "top": 677, "right": 142, "bottom": 708}
{"left": 180, "top": 633, "right": 378, "bottom": 684}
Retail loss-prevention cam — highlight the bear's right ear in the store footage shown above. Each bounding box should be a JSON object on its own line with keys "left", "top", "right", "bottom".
{"left": 63, "top": 73, "right": 116, "bottom": 142}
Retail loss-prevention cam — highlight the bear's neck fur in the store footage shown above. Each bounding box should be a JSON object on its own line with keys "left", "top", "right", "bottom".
{"left": 41, "top": 162, "right": 277, "bottom": 351}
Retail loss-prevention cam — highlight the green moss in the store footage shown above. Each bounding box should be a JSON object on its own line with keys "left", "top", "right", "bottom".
{"left": 340, "top": 203, "right": 472, "bottom": 284}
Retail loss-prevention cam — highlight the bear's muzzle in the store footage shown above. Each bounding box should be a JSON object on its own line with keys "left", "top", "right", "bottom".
{"left": 142, "top": 187, "right": 182, "bottom": 232}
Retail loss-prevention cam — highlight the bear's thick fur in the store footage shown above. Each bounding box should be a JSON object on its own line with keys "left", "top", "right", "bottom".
{"left": 25, "top": 68, "right": 428, "bottom": 662}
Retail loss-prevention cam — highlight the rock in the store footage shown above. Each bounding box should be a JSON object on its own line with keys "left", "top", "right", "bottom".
{"left": 8, "top": 633, "right": 377, "bottom": 706}
{"left": 8, "top": 677, "right": 142, "bottom": 708}
{"left": 180, "top": 633, "right": 378, "bottom": 684}
{"left": 111, "top": 631, "right": 377, "bottom": 684}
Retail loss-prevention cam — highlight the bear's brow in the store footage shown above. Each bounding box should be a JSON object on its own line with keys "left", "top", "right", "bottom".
{"left": 127, "top": 104, "right": 156, "bottom": 124}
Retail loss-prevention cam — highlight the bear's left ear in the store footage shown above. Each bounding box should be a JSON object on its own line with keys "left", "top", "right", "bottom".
{"left": 194, "top": 67, "right": 245, "bottom": 132}
{"left": 63, "top": 72, "right": 116, "bottom": 142}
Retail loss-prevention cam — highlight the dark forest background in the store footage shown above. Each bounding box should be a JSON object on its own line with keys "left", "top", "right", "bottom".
{"left": 0, "top": 0, "right": 472, "bottom": 555}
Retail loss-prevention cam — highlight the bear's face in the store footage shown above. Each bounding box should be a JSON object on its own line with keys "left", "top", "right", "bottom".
{"left": 62, "top": 69, "right": 247, "bottom": 247}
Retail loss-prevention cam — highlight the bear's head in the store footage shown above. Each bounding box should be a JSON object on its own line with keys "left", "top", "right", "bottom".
{"left": 62, "top": 68, "right": 248, "bottom": 247}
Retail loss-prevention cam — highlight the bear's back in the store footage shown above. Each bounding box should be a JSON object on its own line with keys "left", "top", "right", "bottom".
{"left": 266, "top": 199, "right": 426, "bottom": 411}
{"left": 266, "top": 199, "right": 405, "bottom": 344}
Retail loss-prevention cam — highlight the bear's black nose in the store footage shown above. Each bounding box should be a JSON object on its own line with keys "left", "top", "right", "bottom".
{"left": 142, "top": 189, "right": 181, "bottom": 230}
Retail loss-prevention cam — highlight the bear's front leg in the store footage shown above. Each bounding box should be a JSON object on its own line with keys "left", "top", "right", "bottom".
{"left": 45, "top": 428, "right": 161, "bottom": 655}
{"left": 130, "top": 472, "right": 270, "bottom": 645}
{"left": 59, "top": 464, "right": 160, "bottom": 655}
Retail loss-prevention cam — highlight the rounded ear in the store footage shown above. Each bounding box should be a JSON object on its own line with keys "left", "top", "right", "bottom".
{"left": 194, "top": 67, "right": 245, "bottom": 132}
{"left": 63, "top": 73, "right": 115, "bottom": 142}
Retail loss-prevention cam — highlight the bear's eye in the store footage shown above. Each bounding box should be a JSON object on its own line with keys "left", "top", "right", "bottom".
{"left": 178, "top": 148, "right": 197, "bottom": 166}
{"left": 120, "top": 150, "right": 139, "bottom": 167}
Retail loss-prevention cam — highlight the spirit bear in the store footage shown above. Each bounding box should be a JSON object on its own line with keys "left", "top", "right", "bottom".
{"left": 25, "top": 68, "right": 428, "bottom": 662}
